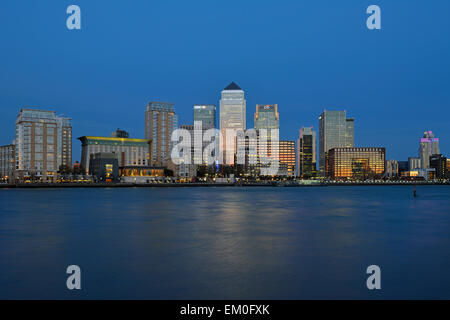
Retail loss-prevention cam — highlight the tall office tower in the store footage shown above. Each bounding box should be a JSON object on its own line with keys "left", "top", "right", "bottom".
{"left": 0, "top": 144, "right": 15, "bottom": 182}
{"left": 297, "top": 127, "right": 317, "bottom": 178}
{"left": 15, "top": 108, "right": 72, "bottom": 182}
{"left": 254, "top": 104, "right": 279, "bottom": 173}
{"left": 319, "top": 110, "right": 354, "bottom": 176}
{"left": 418, "top": 130, "right": 440, "bottom": 169}
{"left": 279, "top": 140, "right": 296, "bottom": 176}
{"left": 193, "top": 105, "right": 216, "bottom": 129}
{"left": 220, "top": 82, "right": 246, "bottom": 165}
{"left": 145, "top": 102, "right": 178, "bottom": 166}
{"left": 193, "top": 105, "right": 216, "bottom": 164}
{"left": 254, "top": 104, "right": 279, "bottom": 130}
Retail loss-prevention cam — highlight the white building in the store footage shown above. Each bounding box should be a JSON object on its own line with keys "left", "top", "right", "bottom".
{"left": 220, "top": 82, "right": 246, "bottom": 165}
{"left": 419, "top": 130, "right": 440, "bottom": 169}
{"left": 15, "top": 108, "right": 72, "bottom": 182}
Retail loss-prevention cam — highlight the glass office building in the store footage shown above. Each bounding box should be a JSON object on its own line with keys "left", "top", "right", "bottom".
{"left": 220, "top": 82, "right": 246, "bottom": 165}
{"left": 193, "top": 105, "right": 216, "bottom": 129}
{"left": 319, "top": 110, "right": 354, "bottom": 176}
{"left": 327, "top": 147, "right": 385, "bottom": 180}
{"left": 297, "top": 127, "right": 317, "bottom": 178}
{"left": 254, "top": 104, "right": 279, "bottom": 130}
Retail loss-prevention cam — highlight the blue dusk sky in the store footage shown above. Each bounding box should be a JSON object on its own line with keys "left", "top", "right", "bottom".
{"left": 0, "top": 0, "right": 449, "bottom": 162}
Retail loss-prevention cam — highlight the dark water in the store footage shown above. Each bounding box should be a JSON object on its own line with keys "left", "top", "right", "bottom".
{"left": 0, "top": 186, "right": 449, "bottom": 299}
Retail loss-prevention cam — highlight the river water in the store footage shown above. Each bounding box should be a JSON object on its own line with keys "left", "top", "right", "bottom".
{"left": 0, "top": 186, "right": 449, "bottom": 299}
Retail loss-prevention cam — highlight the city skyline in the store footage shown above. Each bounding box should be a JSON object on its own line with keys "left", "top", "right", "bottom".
{"left": 1, "top": 2, "right": 449, "bottom": 163}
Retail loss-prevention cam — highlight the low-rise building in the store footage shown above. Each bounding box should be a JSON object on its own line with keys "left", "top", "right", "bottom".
{"left": 78, "top": 135, "right": 152, "bottom": 174}
{"left": 89, "top": 152, "right": 119, "bottom": 182}
{"left": 327, "top": 147, "right": 386, "bottom": 180}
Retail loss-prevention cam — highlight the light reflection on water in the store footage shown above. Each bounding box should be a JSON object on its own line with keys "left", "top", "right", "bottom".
{"left": 0, "top": 186, "right": 450, "bottom": 299}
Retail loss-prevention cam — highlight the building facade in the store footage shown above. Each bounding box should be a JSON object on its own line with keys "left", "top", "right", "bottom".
{"left": 251, "top": 104, "right": 280, "bottom": 175}
{"left": 78, "top": 136, "right": 151, "bottom": 174}
{"left": 386, "top": 160, "right": 399, "bottom": 179}
{"left": 193, "top": 105, "right": 216, "bottom": 129}
{"left": 145, "top": 102, "right": 178, "bottom": 167}
{"left": 220, "top": 82, "right": 246, "bottom": 165}
{"left": 327, "top": 147, "right": 385, "bottom": 180}
{"left": 15, "top": 108, "right": 72, "bottom": 182}
{"left": 0, "top": 144, "right": 15, "bottom": 182}
{"left": 297, "top": 127, "right": 317, "bottom": 178}
{"left": 193, "top": 105, "right": 217, "bottom": 165}
{"left": 408, "top": 157, "right": 421, "bottom": 170}
{"left": 89, "top": 152, "right": 120, "bottom": 182}
{"left": 254, "top": 104, "right": 279, "bottom": 130}
{"left": 419, "top": 130, "right": 440, "bottom": 169}
{"left": 319, "top": 110, "right": 354, "bottom": 176}
{"left": 279, "top": 140, "right": 296, "bottom": 177}
{"left": 429, "top": 154, "right": 447, "bottom": 179}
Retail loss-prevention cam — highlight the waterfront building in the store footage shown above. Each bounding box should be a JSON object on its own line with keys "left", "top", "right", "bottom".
{"left": 402, "top": 168, "right": 436, "bottom": 181}
{"left": 78, "top": 135, "right": 151, "bottom": 174}
{"left": 297, "top": 127, "right": 317, "bottom": 178}
{"left": 429, "top": 154, "right": 447, "bottom": 179}
{"left": 145, "top": 102, "right": 178, "bottom": 167}
{"left": 15, "top": 108, "right": 72, "bottom": 182}
{"left": 408, "top": 157, "right": 421, "bottom": 170}
{"left": 398, "top": 161, "right": 409, "bottom": 175}
{"left": 89, "top": 152, "right": 119, "bottom": 182}
{"left": 419, "top": 131, "right": 440, "bottom": 169}
{"left": 0, "top": 144, "right": 15, "bottom": 182}
{"left": 319, "top": 110, "right": 354, "bottom": 176}
{"left": 326, "top": 147, "right": 385, "bottom": 180}
{"left": 386, "top": 160, "right": 399, "bottom": 179}
{"left": 220, "top": 82, "right": 246, "bottom": 165}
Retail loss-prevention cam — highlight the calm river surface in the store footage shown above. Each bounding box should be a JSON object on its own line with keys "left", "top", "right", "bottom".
{"left": 1, "top": 186, "right": 449, "bottom": 299}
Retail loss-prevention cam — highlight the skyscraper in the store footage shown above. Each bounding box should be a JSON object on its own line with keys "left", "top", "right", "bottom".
{"left": 319, "top": 110, "right": 354, "bottom": 176}
{"left": 15, "top": 108, "right": 72, "bottom": 182}
{"left": 193, "top": 105, "right": 216, "bottom": 129}
{"left": 145, "top": 102, "right": 178, "bottom": 166}
{"left": 193, "top": 105, "right": 216, "bottom": 165}
{"left": 279, "top": 140, "right": 296, "bottom": 176}
{"left": 254, "top": 104, "right": 279, "bottom": 130}
{"left": 418, "top": 130, "right": 440, "bottom": 169}
{"left": 220, "top": 82, "right": 246, "bottom": 165}
{"left": 297, "top": 127, "right": 317, "bottom": 178}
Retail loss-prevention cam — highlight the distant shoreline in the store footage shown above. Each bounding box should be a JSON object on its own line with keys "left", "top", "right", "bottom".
{"left": 1, "top": 182, "right": 449, "bottom": 189}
